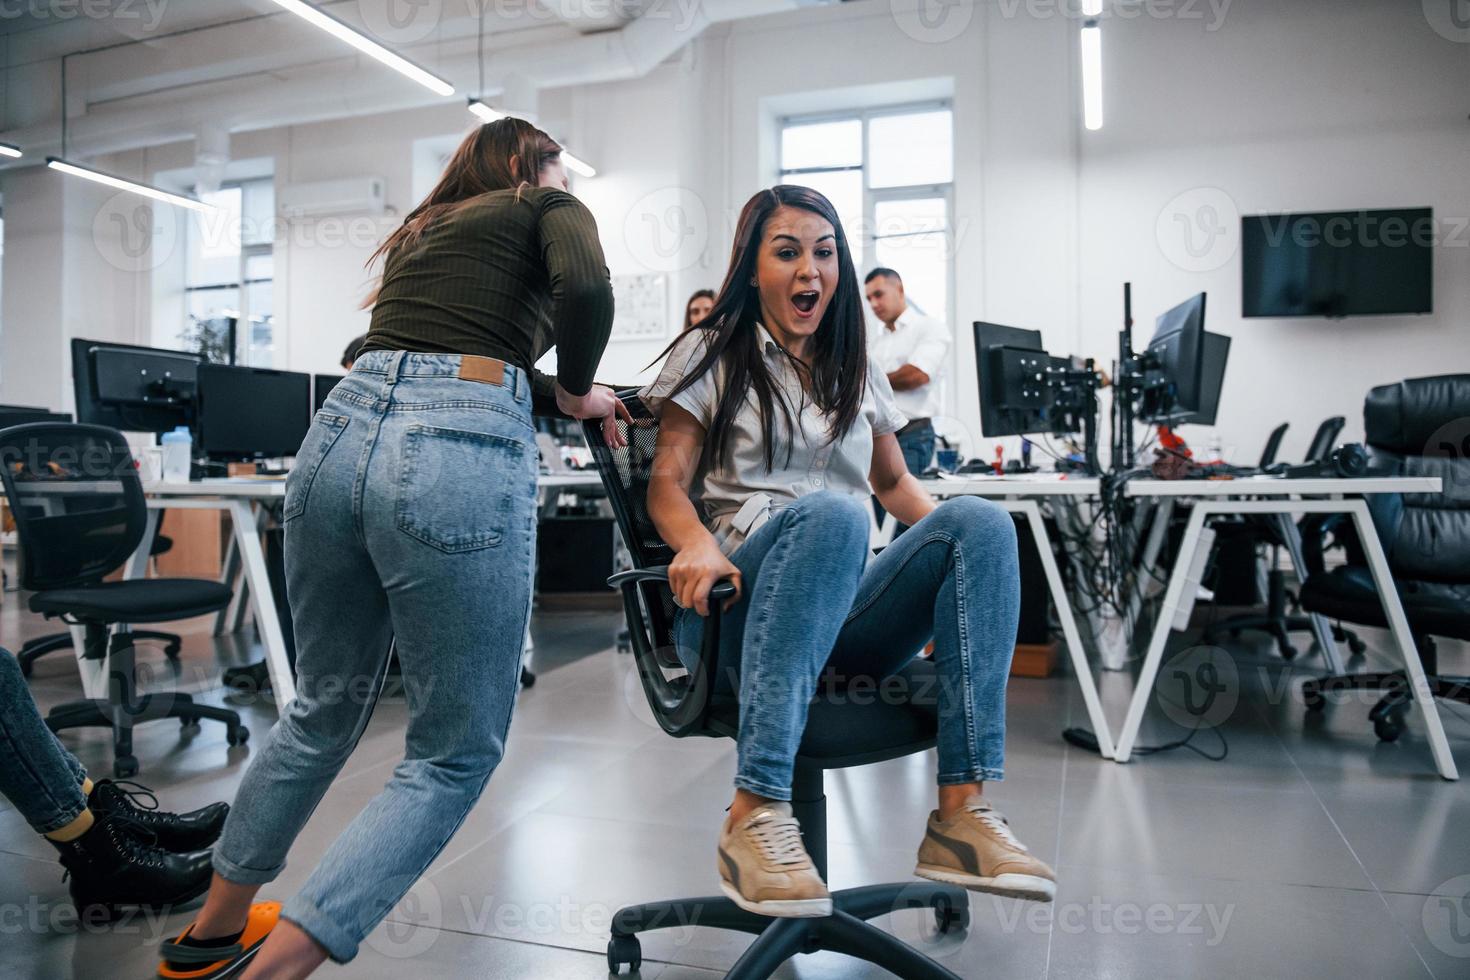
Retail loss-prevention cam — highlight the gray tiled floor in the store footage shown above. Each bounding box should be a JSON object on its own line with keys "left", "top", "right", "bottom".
{"left": 2, "top": 591, "right": 1468, "bottom": 979}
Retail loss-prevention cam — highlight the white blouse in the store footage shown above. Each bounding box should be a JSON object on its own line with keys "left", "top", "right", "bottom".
{"left": 641, "top": 324, "right": 908, "bottom": 555}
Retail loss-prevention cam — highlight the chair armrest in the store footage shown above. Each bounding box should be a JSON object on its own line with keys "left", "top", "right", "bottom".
{"left": 606, "top": 566, "right": 735, "bottom": 737}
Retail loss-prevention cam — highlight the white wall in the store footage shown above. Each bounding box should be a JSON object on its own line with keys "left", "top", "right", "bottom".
{"left": 1078, "top": 0, "right": 1470, "bottom": 464}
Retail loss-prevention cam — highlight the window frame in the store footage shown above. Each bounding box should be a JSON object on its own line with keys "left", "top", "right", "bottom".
{"left": 183, "top": 179, "right": 275, "bottom": 365}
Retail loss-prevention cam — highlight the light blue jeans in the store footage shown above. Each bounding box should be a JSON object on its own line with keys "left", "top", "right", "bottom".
{"left": 212, "top": 351, "right": 538, "bottom": 962}
{"left": 0, "top": 650, "right": 88, "bottom": 833}
{"left": 677, "top": 492, "right": 1021, "bottom": 799}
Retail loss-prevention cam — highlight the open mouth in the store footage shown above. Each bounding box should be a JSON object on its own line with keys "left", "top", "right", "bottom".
{"left": 791, "top": 290, "right": 820, "bottom": 316}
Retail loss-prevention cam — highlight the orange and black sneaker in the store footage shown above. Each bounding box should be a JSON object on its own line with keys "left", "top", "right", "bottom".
{"left": 157, "top": 901, "right": 281, "bottom": 979}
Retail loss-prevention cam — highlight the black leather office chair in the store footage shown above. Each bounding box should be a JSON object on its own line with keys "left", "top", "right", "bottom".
{"left": 1205, "top": 416, "right": 1355, "bottom": 657}
{"left": 586, "top": 395, "right": 971, "bottom": 980}
{"left": 17, "top": 534, "right": 182, "bottom": 677}
{"left": 1299, "top": 376, "right": 1470, "bottom": 742}
{"left": 0, "top": 423, "right": 247, "bottom": 777}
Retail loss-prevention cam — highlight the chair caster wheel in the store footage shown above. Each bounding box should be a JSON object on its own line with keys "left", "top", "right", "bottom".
{"left": 19, "top": 661, "right": 32, "bottom": 679}
{"left": 113, "top": 756, "right": 138, "bottom": 778}
{"left": 520, "top": 666, "right": 536, "bottom": 688}
{"left": 1373, "top": 713, "right": 1403, "bottom": 743}
{"left": 935, "top": 901, "right": 970, "bottom": 935}
{"left": 227, "top": 726, "right": 250, "bottom": 746}
{"left": 1277, "top": 639, "right": 1296, "bottom": 660}
{"left": 607, "top": 935, "right": 641, "bottom": 974}
{"left": 1348, "top": 637, "right": 1367, "bottom": 656}
{"left": 1302, "top": 684, "right": 1325, "bottom": 713}
{"left": 180, "top": 717, "right": 201, "bottom": 734}
{"left": 164, "top": 642, "right": 182, "bottom": 660}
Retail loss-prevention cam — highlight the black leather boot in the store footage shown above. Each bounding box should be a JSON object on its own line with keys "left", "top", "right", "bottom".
{"left": 88, "top": 779, "right": 229, "bottom": 853}
{"left": 51, "top": 814, "right": 214, "bottom": 917}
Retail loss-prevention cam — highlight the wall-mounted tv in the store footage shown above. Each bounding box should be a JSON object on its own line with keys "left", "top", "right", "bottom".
{"left": 1241, "top": 207, "right": 1433, "bottom": 319}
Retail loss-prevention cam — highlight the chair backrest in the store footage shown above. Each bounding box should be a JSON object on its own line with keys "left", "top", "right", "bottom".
{"left": 1360, "top": 374, "right": 1470, "bottom": 583}
{"left": 0, "top": 423, "right": 147, "bottom": 591}
{"left": 1303, "top": 416, "right": 1346, "bottom": 464}
{"left": 1258, "top": 422, "right": 1289, "bottom": 468}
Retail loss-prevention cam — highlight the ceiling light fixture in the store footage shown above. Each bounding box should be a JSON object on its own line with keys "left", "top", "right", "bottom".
{"left": 266, "top": 0, "right": 454, "bottom": 97}
{"left": 46, "top": 157, "right": 215, "bottom": 212}
{"left": 1081, "top": 21, "right": 1104, "bottom": 131}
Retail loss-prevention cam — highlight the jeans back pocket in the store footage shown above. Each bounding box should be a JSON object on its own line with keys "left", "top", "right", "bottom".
{"left": 283, "top": 413, "right": 349, "bottom": 522}
{"left": 396, "top": 423, "right": 530, "bottom": 553}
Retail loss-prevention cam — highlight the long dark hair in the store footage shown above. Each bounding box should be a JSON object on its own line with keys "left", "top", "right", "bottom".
{"left": 363, "top": 118, "right": 562, "bottom": 305}
{"left": 662, "top": 185, "right": 867, "bottom": 472}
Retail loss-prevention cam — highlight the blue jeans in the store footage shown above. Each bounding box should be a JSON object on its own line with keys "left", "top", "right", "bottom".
{"left": 898, "top": 420, "right": 936, "bottom": 476}
{"left": 212, "top": 351, "right": 538, "bottom": 963}
{"left": 677, "top": 492, "right": 1020, "bottom": 799}
{"left": 0, "top": 650, "right": 88, "bottom": 833}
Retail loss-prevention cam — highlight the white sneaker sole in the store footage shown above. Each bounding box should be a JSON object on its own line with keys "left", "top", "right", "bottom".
{"left": 914, "top": 865, "right": 1056, "bottom": 903}
{"left": 719, "top": 881, "right": 832, "bottom": 918}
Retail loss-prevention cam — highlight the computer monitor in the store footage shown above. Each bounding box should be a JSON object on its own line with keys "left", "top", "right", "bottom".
{"left": 974, "top": 321, "right": 1085, "bottom": 438}
{"left": 313, "top": 374, "right": 345, "bottom": 413}
{"left": 0, "top": 406, "right": 73, "bottom": 429}
{"left": 1140, "top": 292, "right": 1208, "bottom": 424}
{"left": 1175, "top": 331, "right": 1231, "bottom": 427}
{"left": 71, "top": 338, "right": 201, "bottom": 434}
{"left": 197, "top": 364, "right": 312, "bottom": 461}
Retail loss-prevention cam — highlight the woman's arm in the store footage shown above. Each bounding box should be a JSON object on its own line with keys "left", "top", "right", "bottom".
{"left": 648, "top": 402, "right": 743, "bottom": 616}
{"left": 870, "top": 432, "right": 935, "bottom": 527}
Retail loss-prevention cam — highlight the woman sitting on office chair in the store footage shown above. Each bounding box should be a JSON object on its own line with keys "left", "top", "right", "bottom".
{"left": 642, "top": 185, "right": 1054, "bottom": 919}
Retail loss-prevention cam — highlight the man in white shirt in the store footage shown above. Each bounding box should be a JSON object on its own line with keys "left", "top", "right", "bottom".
{"left": 864, "top": 268, "right": 951, "bottom": 477}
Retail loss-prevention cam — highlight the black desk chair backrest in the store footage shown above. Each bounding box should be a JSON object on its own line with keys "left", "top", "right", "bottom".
{"left": 1362, "top": 375, "right": 1470, "bottom": 582}
{"left": 0, "top": 423, "right": 147, "bottom": 590}
{"left": 1258, "top": 422, "right": 1289, "bottom": 469}
{"left": 1303, "top": 416, "right": 1346, "bottom": 464}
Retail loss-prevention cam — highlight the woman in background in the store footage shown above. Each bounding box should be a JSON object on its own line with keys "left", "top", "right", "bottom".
{"left": 684, "top": 288, "right": 716, "bottom": 330}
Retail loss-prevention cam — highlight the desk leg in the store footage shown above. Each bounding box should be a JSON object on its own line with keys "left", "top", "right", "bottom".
{"left": 1114, "top": 504, "right": 1209, "bottom": 763}
{"left": 124, "top": 509, "right": 161, "bottom": 581}
{"left": 1021, "top": 500, "right": 1117, "bottom": 760}
{"left": 227, "top": 499, "right": 296, "bottom": 706}
{"left": 1127, "top": 498, "right": 1175, "bottom": 629}
{"left": 215, "top": 535, "right": 243, "bottom": 636}
{"left": 1274, "top": 513, "right": 1343, "bottom": 674}
{"left": 1347, "top": 500, "right": 1458, "bottom": 781}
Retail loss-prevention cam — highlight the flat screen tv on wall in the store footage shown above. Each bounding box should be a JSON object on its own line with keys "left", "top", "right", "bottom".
{"left": 1241, "top": 207, "right": 1433, "bottom": 319}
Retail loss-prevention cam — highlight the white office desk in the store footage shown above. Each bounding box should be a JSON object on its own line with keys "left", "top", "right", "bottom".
{"left": 1119, "top": 475, "right": 1456, "bottom": 780}
{"left": 909, "top": 473, "right": 1118, "bottom": 759}
{"left": 127, "top": 474, "right": 610, "bottom": 709}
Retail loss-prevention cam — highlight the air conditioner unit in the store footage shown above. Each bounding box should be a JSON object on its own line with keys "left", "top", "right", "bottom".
{"left": 279, "top": 177, "right": 386, "bottom": 218}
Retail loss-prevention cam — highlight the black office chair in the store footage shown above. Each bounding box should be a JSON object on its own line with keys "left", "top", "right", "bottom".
{"left": 0, "top": 423, "right": 247, "bottom": 777}
{"left": 585, "top": 395, "right": 971, "bottom": 980}
{"left": 17, "top": 534, "right": 183, "bottom": 677}
{"left": 1204, "top": 416, "right": 1356, "bottom": 657}
{"left": 1298, "top": 376, "right": 1470, "bottom": 742}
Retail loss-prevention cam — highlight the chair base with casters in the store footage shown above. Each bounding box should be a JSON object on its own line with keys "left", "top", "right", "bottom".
{"left": 1298, "top": 566, "right": 1470, "bottom": 743}
{"left": 32, "top": 579, "right": 246, "bottom": 778}
{"left": 18, "top": 628, "right": 183, "bottom": 678}
{"left": 1204, "top": 566, "right": 1366, "bottom": 660}
{"left": 609, "top": 748, "right": 971, "bottom": 980}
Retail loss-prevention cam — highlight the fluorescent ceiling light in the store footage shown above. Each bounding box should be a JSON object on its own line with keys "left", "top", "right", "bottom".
{"left": 267, "top": 0, "right": 454, "bottom": 97}
{"left": 465, "top": 100, "right": 598, "bottom": 178}
{"left": 1082, "top": 0, "right": 1103, "bottom": 15}
{"left": 1081, "top": 24, "right": 1104, "bottom": 131}
{"left": 560, "top": 152, "right": 597, "bottom": 179}
{"left": 0, "top": 142, "right": 21, "bottom": 159}
{"left": 46, "top": 158, "right": 215, "bottom": 213}
{"left": 467, "top": 98, "right": 505, "bottom": 124}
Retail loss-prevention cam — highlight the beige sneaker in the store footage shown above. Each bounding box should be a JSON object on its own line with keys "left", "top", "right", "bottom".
{"left": 915, "top": 795, "right": 1056, "bottom": 902}
{"left": 717, "top": 802, "right": 832, "bottom": 918}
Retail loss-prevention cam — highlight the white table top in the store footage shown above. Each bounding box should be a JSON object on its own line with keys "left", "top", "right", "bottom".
{"left": 142, "top": 471, "right": 607, "bottom": 499}
{"left": 922, "top": 473, "right": 1102, "bottom": 497}
{"left": 1123, "top": 475, "right": 1442, "bottom": 497}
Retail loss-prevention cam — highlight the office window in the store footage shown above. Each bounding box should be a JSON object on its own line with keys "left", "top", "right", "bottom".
{"left": 182, "top": 179, "right": 275, "bottom": 366}
{"left": 778, "top": 103, "right": 954, "bottom": 323}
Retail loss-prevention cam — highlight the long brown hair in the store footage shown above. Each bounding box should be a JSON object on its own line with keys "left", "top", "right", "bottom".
{"left": 363, "top": 118, "right": 561, "bottom": 305}
{"left": 661, "top": 186, "right": 867, "bottom": 472}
